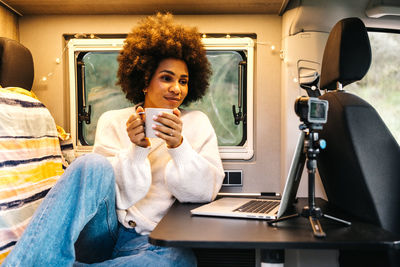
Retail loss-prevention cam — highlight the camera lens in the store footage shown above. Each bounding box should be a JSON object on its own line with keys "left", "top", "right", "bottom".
{"left": 294, "top": 96, "right": 309, "bottom": 122}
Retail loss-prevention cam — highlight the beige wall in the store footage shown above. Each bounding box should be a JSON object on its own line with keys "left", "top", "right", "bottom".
{"left": 0, "top": 5, "right": 18, "bottom": 40}
{"left": 19, "top": 14, "right": 283, "bottom": 192}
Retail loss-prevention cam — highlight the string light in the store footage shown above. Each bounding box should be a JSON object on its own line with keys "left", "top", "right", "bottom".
{"left": 38, "top": 34, "right": 279, "bottom": 87}
{"left": 200, "top": 35, "right": 278, "bottom": 54}
{"left": 199, "top": 35, "right": 277, "bottom": 54}
{"left": 39, "top": 42, "right": 68, "bottom": 87}
{"left": 73, "top": 33, "right": 99, "bottom": 39}
{"left": 256, "top": 41, "right": 278, "bottom": 55}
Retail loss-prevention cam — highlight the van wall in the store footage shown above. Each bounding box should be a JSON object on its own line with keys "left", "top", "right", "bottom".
{"left": 0, "top": 5, "right": 18, "bottom": 40}
{"left": 18, "top": 15, "right": 284, "bottom": 194}
{"left": 19, "top": 1, "right": 399, "bottom": 199}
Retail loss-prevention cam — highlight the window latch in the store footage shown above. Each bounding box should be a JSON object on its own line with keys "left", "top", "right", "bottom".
{"left": 232, "top": 60, "right": 247, "bottom": 125}
{"left": 78, "top": 60, "right": 91, "bottom": 124}
{"left": 232, "top": 105, "right": 246, "bottom": 125}
{"left": 79, "top": 105, "right": 91, "bottom": 124}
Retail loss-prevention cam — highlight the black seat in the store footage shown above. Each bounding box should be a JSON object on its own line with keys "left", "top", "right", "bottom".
{"left": 0, "top": 37, "right": 34, "bottom": 90}
{"left": 317, "top": 17, "right": 400, "bottom": 266}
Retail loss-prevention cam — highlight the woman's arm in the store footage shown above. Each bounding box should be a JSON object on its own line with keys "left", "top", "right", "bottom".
{"left": 93, "top": 109, "right": 152, "bottom": 210}
{"left": 164, "top": 111, "right": 225, "bottom": 203}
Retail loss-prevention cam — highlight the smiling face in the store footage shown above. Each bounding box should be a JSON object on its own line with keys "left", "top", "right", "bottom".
{"left": 143, "top": 58, "right": 189, "bottom": 109}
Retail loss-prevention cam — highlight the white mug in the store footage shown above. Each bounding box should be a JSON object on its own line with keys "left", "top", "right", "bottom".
{"left": 144, "top": 108, "right": 173, "bottom": 138}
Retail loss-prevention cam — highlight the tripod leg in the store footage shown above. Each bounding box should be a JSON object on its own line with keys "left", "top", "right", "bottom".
{"left": 323, "top": 213, "right": 352, "bottom": 226}
{"left": 309, "top": 217, "right": 326, "bottom": 238}
{"left": 267, "top": 213, "right": 300, "bottom": 226}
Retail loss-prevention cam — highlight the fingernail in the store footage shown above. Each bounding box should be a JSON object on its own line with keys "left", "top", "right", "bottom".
{"left": 152, "top": 124, "right": 156, "bottom": 129}
{"left": 153, "top": 115, "right": 158, "bottom": 120}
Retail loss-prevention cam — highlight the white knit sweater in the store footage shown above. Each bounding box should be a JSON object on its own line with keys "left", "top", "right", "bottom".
{"left": 93, "top": 106, "right": 225, "bottom": 234}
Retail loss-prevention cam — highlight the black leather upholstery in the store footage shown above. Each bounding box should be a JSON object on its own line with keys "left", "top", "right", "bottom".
{"left": 0, "top": 37, "right": 34, "bottom": 90}
{"left": 317, "top": 17, "right": 400, "bottom": 267}
{"left": 319, "top": 92, "right": 400, "bottom": 232}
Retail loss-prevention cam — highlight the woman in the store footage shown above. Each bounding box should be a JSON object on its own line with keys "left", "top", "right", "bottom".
{"left": 3, "top": 13, "right": 224, "bottom": 267}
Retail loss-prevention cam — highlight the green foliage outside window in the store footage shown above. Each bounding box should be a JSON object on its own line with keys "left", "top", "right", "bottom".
{"left": 184, "top": 51, "right": 244, "bottom": 146}
{"left": 346, "top": 31, "right": 400, "bottom": 144}
{"left": 82, "top": 52, "right": 131, "bottom": 145}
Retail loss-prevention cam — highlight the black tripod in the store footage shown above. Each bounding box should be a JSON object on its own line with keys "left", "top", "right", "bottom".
{"left": 268, "top": 123, "right": 351, "bottom": 238}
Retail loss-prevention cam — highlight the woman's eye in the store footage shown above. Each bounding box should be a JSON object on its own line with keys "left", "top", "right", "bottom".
{"left": 161, "top": 75, "right": 172, "bottom": 82}
{"left": 179, "top": 79, "right": 188, "bottom": 85}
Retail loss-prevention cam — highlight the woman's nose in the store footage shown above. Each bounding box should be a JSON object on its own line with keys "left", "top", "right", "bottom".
{"left": 169, "top": 81, "right": 181, "bottom": 94}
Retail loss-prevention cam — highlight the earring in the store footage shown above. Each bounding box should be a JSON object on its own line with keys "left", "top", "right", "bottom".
{"left": 143, "top": 89, "right": 147, "bottom": 95}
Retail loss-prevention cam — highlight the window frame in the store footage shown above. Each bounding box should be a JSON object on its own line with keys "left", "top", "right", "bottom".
{"left": 67, "top": 37, "right": 254, "bottom": 160}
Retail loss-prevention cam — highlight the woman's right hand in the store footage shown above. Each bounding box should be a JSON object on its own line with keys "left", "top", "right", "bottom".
{"left": 126, "top": 106, "right": 150, "bottom": 148}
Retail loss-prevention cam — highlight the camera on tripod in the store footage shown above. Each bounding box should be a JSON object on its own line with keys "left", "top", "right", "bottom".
{"left": 269, "top": 93, "right": 351, "bottom": 237}
{"left": 294, "top": 96, "right": 328, "bottom": 126}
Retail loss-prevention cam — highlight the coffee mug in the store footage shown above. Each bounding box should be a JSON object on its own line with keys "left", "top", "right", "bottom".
{"left": 144, "top": 108, "right": 173, "bottom": 138}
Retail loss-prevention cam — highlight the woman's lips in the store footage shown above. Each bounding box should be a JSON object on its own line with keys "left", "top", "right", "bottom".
{"left": 164, "top": 96, "right": 180, "bottom": 102}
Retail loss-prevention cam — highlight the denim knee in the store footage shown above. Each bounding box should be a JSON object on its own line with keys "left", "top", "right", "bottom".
{"left": 72, "top": 153, "right": 114, "bottom": 183}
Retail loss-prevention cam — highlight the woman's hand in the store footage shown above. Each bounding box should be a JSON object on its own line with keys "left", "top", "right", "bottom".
{"left": 153, "top": 108, "right": 183, "bottom": 148}
{"left": 126, "top": 106, "right": 150, "bottom": 148}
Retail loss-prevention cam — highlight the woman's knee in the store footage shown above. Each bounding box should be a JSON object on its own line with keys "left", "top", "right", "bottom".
{"left": 65, "top": 153, "right": 115, "bottom": 189}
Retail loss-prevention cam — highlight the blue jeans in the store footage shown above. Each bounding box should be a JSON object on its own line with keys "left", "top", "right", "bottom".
{"left": 2, "top": 153, "right": 196, "bottom": 267}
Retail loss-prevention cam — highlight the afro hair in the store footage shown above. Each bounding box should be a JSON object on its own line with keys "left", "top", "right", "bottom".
{"left": 117, "top": 13, "right": 212, "bottom": 105}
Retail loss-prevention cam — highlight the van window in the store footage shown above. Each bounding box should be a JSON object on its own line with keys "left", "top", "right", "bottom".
{"left": 77, "top": 51, "right": 131, "bottom": 146}
{"left": 346, "top": 30, "right": 400, "bottom": 144}
{"left": 68, "top": 37, "right": 254, "bottom": 159}
{"left": 184, "top": 50, "right": 246, "bottom": 147}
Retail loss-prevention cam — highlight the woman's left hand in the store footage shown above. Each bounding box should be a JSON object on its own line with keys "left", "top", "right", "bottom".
{"left": 153, "top": 108, "right": 183, "bottom": 148}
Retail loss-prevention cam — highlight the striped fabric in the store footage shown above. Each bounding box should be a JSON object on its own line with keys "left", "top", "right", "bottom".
{"left": 0, "top": 88, "right": 64, "bottom": 263}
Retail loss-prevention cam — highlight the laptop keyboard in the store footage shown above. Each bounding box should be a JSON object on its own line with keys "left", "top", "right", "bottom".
{"left": 233, "top": 200, "right": 279, "bottom": 214}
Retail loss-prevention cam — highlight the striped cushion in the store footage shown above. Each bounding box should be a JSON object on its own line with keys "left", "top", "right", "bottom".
{"left": 0, "top": 88, "right": 63, "bottom": 263}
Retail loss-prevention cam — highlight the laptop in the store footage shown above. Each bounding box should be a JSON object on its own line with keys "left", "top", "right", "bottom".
{"left": 191, "top": 132, "right": 306, "bottom": 220}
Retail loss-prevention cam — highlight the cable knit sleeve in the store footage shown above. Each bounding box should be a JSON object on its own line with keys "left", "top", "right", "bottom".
{"left": 165, "top": 111, "right": 225, "bottom": 203}
{"left": 93, "top": 109, "right": 152, "bottom": 210}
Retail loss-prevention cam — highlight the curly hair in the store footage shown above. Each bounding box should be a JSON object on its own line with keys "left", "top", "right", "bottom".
{"left": 117, "top": 13, "right": 212, "bottom": 105}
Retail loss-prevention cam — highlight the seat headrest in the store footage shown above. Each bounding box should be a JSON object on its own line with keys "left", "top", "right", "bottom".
{"left": 320, "top": 17, "right": 371, "bottom": 90}
{"left": 0, "top": 37, "right": 34, "bottom": 90}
